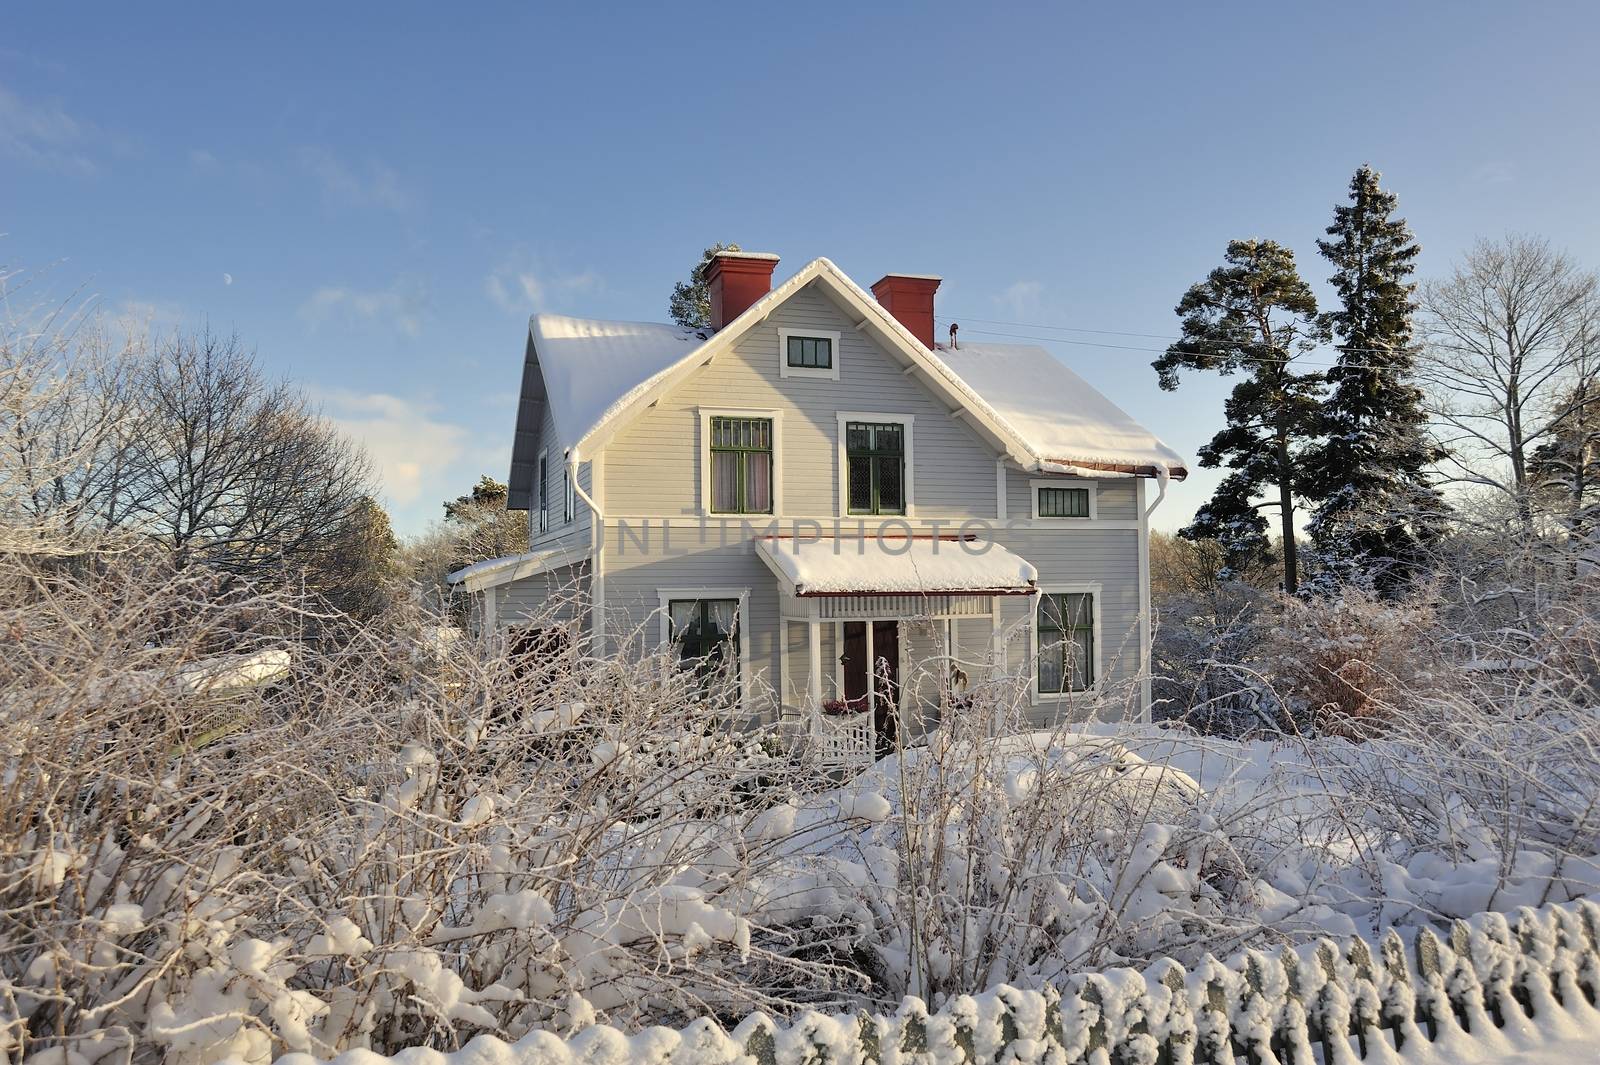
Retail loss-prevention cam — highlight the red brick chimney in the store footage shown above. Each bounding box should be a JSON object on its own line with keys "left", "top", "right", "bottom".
{"left": 704, "top": 251, "right": 780, "bottom": 330}
{"left": 871, "top": 274, "right": 942, "bottom": 349}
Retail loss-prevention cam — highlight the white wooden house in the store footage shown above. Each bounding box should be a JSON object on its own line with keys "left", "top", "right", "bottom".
{"left": 450, "top": 252, "right": 1186, "bottom": 764}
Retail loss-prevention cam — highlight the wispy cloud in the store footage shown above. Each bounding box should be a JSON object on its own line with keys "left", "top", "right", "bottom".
{"left": 485, "top": 256, "right": 602, "bottom": 314}
{"left": 1468, "top": 160, "right": 1516, "bottom": 187}
{"left": 994, "top": 280, "right": 1044, "bottom": 319}
{"left": 319, "top": 390, "right": 469, "bottom": 508}
{"left": 0, "top": 82, "right": 95, "bottom": 175}
{"left": 298, "top": 146, "right": 416, "bottom": 213}
{"left": 300, "top": 279, "right": 428, "bottom": 337}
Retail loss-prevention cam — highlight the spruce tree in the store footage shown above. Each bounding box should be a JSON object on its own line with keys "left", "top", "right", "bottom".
{"left": 1304, "top": 166, "right": 1441, "bottom": 595}
{"left": 1154, "top": 239, "right": 1329, "bottom": 595}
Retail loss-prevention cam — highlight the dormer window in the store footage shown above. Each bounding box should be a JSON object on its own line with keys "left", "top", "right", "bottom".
{"left": 778, "top": 328, "right": 841, "bottom": 380}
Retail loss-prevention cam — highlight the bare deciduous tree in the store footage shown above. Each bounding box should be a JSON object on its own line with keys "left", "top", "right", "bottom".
{"left": 113, "top": 330, "right": 376, "bottom": 583}
{"left": 1419, "top": 235, "right": 1600, "bottom": 524}
{"left": 0, "top": 267, "right": 143, "bottom": 555}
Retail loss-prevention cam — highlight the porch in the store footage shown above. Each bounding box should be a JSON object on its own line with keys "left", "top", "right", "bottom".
{"left": 754, "top": 535, "right": 1038, "bottom": 770}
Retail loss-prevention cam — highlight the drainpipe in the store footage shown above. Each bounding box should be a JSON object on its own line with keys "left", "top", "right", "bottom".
{"left": 568, "top": 447, "right": 605, "bottom": 655}
{"left": 1143, "top": 464, "right": 1170, "bottom": 521}
{"left": 1137, "top": 465, "right": 1169, "bottom": 725}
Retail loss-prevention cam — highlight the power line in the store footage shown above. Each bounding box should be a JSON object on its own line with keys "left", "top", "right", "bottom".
{"left": 933, "top": 316, "right": 1421, "bottom": 373}
{"left": 936, "top": 312, "right": 1425, "bottom": 363}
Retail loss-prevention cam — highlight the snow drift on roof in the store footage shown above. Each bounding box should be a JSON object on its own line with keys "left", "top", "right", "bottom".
{"left": 755, "top": 536, "right": 1037, "bottom": 596}
{"left": 446, "top": 545, "right": 588, "bottom": 590}
{"left": 529, "top": 315, "right": 708, "bottom": 454}
{"left": 932, "top": 341, "right": 1187, "bottom": 477}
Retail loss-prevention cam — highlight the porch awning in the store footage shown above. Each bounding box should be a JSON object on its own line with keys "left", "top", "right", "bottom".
{"left": 754, "top": 536, "right": 1038, "bottom": 597}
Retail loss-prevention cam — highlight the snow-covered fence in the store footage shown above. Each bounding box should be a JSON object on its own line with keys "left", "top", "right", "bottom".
{"left": 281, "top": 899, "right": 1600, "bottom": 1065}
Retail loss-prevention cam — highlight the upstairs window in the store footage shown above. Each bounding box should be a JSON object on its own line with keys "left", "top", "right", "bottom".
{"left": 1031, "top": 479, "right": 1097, "bottom": 520}
{"left": 1038, "top": 591, "right": 1096, "bottom": 693}
{"left": 787, "top": 335, "right": 832, "bottom": 370}
{"left": 779, "top": 328, "right": 841, "bottom": 380}
{"left": 1038, "top": 486, "right": 1090, "bottom": 518}
{"left": 846, "top": 420, "right": 905, "bottom": 515}
{"left": 709, "top": 416, "right": 773, "bottom": 514}
{"left": 668, "top": 597, "right": 741, "bottom": 703}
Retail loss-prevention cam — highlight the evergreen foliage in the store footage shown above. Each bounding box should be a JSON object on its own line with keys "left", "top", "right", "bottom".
{"left": 1304, "top": 166, "right": 1442, "bottom": 595}
{"left": 1527, "top": 380, "right": 1600, "bottom": 542}
{"left": 668, "top": 242, "right": 742, "bottom": 328}
{"left": 1154, "top": 239, "right": 1329, "bottom": 594}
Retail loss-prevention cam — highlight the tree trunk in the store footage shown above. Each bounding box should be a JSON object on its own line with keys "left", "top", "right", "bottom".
{"left": 1277, "top": 430, "right": 1299, "bottom": 595}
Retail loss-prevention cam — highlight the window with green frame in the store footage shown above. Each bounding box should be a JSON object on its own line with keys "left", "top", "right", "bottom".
{"left": 786, "top": 335, "right": 832, "bottom": 369}
{"left": 668, "top": 598, "right": 741, "bottom": 702}
{"left": 709, "top": 416, "right": 773, "bottom": 514}
{"left": 1037, "top": 591, "right": 1095, "bottom": 693}
{"left": 1038, "top": 486, "right": 1091, "bottom": 518}
{"left": 845, "top": 421, "right": 905, "bottom": 515}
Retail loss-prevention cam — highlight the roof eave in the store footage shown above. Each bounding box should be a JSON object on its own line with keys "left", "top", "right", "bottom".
{"left": 1036, "top": 458, "right": 1189, "bottom": 481}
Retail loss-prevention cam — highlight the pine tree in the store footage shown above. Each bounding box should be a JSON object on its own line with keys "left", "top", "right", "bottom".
{"left": 668, "top": 242, "right": 742, "bottom": 329}
{"left": 1528, "top": 380, "right": 1600, "bottom": 544}
{"left": 1154, "top": 239, "right": 1329, "bottom": 595}
{"left": 1303, "top": 166, "right": 1442, "bottom": 595}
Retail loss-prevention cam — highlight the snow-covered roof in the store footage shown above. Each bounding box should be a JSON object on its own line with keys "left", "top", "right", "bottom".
{"left": 507, "top": 258, "right": 1187, "bottom": 510}
{"left": 529, "top": 315, "right": 709, "bottom": 456}
{"left": 755, "top": 536, "right": 1038, "bottom": 596}
{"left": 447, "top": 544, "right": 590, "bottom": 593}
{"left": 933, "top": 342, "right": 1188, "bottom": 478}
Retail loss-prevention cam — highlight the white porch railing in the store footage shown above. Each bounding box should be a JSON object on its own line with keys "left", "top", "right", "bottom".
{"left": 809, "top": 707, "right": 874, "bottom": 770}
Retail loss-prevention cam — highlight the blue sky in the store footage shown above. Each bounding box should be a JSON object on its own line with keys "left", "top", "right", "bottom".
{"left": 6, "top": 2, "right": 1598, "bottom": 535}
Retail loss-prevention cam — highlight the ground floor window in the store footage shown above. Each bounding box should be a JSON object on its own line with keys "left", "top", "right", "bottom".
{"left": 1038, "top": 591, "right": 1095, "bottom": 692}
{"left": 668, "top": 597, "right": 741, "bottom": 701}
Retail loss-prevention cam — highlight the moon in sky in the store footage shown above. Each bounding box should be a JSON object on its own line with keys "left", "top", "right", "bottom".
{"left": 223, "top": 273, "right": 233, "bottom": 285}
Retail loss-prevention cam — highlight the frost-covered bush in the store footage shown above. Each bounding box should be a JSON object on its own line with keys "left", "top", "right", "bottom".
{"left": 1259, "top": 589, "right": 1438, "bottom": 736}
{"left": 796, "top": 679, "right": 1330, "bottom": 1005}
{"left": 0, "top": 560, "right": 883, "bottom": 1063}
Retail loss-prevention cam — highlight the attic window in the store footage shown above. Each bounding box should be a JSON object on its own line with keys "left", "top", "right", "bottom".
{"left": 787, "top": 336, "right": 831, "bottom": 369}
{"left": 778, "top": 328, "right": 841, "bottom": 380}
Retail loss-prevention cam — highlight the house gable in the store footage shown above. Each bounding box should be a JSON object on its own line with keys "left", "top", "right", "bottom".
{"left": 602, "top": 280, "right": 1003, "bottom": 519}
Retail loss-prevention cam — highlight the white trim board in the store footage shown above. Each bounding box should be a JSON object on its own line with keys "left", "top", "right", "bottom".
{"left": 777, "top": 327, "right": 842, "bottom": 381}
{"left": 834, "top": 411, "right": 916, "bottom": 519}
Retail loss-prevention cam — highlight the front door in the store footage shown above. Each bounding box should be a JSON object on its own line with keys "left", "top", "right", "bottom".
{"left": 841, "top": 620, "right": 900, "bottom": 755}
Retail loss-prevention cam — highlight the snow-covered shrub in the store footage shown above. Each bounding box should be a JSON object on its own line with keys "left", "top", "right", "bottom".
{"left": 1259, "top": 589, "right": 1438, "bottom": 736}
{"left": 1150, "top": 582, "right": 1282, "bottom": 736}
{"left": 802, "top": 674, "right": 1326, "bottom": 1006}
{"left": 0, "top": 559, "right": 882, "bottom": 1063}
{"left": 1320, "top": 594, "right": 1600, "bottom": 927}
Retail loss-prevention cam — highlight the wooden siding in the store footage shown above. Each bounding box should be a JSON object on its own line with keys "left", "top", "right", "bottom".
{"left": 599, "top": 524, "right": 784, "bottom": 723}
{"left": 496, "top": 561, "right": 590, "bottom": 629}
{"left": 1006, "top": 467, "right": 1138, "bottom": 522}
{"left": 991, "top": 526, "right": 1144, "bottom": 727}
{"left": 602, "top": 284, "right": 1000, "bottom": 519}
{"left": 523, "top": 395, "right": 594, "bottom": 551}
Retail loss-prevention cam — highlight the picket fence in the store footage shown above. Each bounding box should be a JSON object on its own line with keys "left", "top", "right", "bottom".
{"left": 285, "top": 898, "right": 1600, "bottom": 1065}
